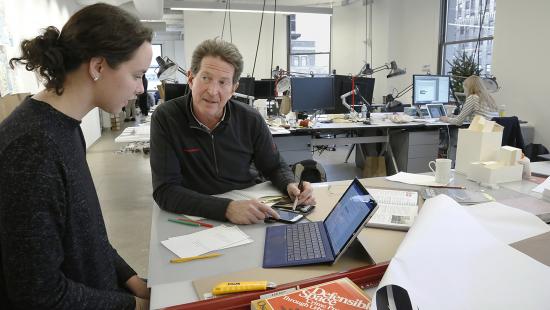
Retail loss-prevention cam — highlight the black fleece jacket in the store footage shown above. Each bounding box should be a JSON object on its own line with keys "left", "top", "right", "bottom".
{"left": 150, "top": 94, "right": 294, "bottom": 220}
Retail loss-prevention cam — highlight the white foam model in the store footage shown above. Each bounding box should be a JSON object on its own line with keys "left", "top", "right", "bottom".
{"left": 455, "top": 116, "right": 504, "bottom": 175}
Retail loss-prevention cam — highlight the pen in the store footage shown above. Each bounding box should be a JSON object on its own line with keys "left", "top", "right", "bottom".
{"left": 292, "top": 179, "right": 304, "bottom": 211}
{"left": 170, "top": 253, "right": 222, "bottom": 264}
{"left": 168, "top": 218, "right": 200, "bottom": 227}
{"left": 176, "top": 217, "right": 214, "bottom": 228}
{"left": 427, "top": 185, "right": 466, "bottom": 189}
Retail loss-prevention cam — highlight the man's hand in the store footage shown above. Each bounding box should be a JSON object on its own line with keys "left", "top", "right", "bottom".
{"left": 287, "top": 181, "right": 316, "bottom": 206}
{"left": 135, "top": 297, "right": 149, "bottom": 310}
{"left": 439, "top": 116, "right": 449, "bottom": 122}
{"left": 126, "top": 275, "right": 149, "bottom": 300}
{"left": 226, "top": 200, "right": 279, "bottom": 224}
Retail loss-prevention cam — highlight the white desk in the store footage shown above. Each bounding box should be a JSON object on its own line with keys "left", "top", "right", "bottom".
{"left": 114, "top": 125, "right": 150, "bottom": 143}
{"left": 147, "top": 174, "right": 550, "bottom": 309}
{"left": 531, "top": 161, "right": 550, "bottom": 177}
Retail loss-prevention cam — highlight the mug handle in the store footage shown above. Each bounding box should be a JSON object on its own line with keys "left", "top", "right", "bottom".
{"left": 429, "top": 161, "right": 436, "bottom": 173}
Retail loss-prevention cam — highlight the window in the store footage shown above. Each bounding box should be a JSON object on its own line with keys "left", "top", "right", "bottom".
{"left": 288, "top": 14, "right": 331, "bottom": 75}
{"left": 145, "top": 44, "right": 163, "bottom": 91}
{"left": 440, "top": 0, "right": 496, "bottom": 76}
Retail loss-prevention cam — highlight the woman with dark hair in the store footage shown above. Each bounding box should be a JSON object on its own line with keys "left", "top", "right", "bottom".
{"left": 0, "top": 3, "right": 152, "bottom": 309}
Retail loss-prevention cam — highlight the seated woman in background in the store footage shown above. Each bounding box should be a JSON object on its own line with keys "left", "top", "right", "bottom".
{"left": 440, "top": 75, "right": 498, "bottom": 125}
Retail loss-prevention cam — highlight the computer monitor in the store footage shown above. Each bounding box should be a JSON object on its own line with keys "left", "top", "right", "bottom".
{"left": 332, "top": 75, "right": 375, "bottom": 113}
{"left": 254, "top": 79, "right": 276, "bottom": 99}
{"left": 164, "top": 83, "right": 190, "bottom": 101}
{"left": 233, "top": 77, "right": 255, "bottom": 104}
{"left": 412, "top": 75, "right": 450, "bottom": 106}
{"left": 291, "top": 77, "right": 334, "bottom": 113}
{"left": 236, "top": 77, "right": 255, "bottom": 96}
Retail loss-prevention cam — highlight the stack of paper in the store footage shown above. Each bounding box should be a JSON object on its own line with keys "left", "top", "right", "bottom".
{"left": 161, "top": 225, "right": 252, "bottom": 258}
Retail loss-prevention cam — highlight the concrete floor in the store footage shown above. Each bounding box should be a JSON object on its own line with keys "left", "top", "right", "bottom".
{"left": 87, "top": 124, "right": 362, "bottom": 277}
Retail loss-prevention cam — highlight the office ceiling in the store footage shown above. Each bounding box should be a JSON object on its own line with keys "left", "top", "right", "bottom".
{"left": 77, "top": 0, "right": 361, "bottom": 33}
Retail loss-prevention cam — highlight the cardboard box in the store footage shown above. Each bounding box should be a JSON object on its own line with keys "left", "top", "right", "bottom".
{"left": 0, "top": 93, "right": 30, "bottom": 123}
{"left": 455, "top": 116, "right": 503, "bottom": 175}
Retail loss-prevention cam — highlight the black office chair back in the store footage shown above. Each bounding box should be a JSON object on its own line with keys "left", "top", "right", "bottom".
{"left": 491, "top": 116, "right": 525, "bottom": 150}
{"left": 524, "top": 143, "right": 549, "bottom": 162}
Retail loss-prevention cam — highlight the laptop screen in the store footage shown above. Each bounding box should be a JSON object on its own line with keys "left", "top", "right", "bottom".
{"left": 426, "top": 103, "right": 446, "bottom": 118}
{"left": 323, "top": 179, "right": 377, "bottom": 256}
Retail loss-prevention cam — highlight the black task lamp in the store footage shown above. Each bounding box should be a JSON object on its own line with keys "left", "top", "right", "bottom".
{"left": 385, "top": 84, "right": 413, "bottom": 112}
{"left": 156, "top": 56, "right": 187, "bottom": 80}
{"left": 359, "top": 61, "right": 406, "bottom": 78}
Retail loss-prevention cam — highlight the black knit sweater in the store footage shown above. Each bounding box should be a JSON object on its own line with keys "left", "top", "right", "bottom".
{"left": 0, "top": 98, "right": 135, "bottom": 309}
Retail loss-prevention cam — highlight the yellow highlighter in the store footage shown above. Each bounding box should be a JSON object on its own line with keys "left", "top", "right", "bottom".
{"left": 211, "top": 281, "right": 276, "bottom": 296}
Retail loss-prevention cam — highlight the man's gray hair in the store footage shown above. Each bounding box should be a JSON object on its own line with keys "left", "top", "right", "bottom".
{"left": 190, "top": 38, "right": 243, "bottom": 84}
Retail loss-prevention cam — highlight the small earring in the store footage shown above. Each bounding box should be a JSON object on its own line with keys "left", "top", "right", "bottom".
{"left": 93, "top": 76, "right": 99, "bottom": 81}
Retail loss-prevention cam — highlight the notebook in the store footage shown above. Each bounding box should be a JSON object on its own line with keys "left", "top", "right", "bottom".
{"left": 262, "top": 178, "right": 378, "bottom": 268}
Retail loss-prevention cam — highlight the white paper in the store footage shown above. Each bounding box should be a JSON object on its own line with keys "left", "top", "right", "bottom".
{"left": 162, "top": 225, "right": 252, "bottom": 258}
{"left": 372, "top": 195, "right": 550, "bottom": 310}
{"left": 532, "top": 176, "right": 550, "bottom": 193}
{"left": 464, "top": 202, "right": 550, "bottom": 244}
{"left": 386, "top": 172, "right": 442, "bottom": 186}
{"left": 180, "top": 215, "right": 205, "bottom": 221}
{"left": 213, "top": 181, "right": 283, "bottom": 201}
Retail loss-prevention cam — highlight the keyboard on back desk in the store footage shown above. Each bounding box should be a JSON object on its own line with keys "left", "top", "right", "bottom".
{"left": 286, "top": 222, "right": 326, "bottom": 262}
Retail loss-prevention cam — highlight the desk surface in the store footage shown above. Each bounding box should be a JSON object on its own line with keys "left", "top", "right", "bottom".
{"left": 531, "top": 161, "right": 550, "bottom": 177}
{"left": 148, "top": 173, "right": 549, "bottom": 309}
{"left": 115, "top": 116, "right": 462, "bottom": 143}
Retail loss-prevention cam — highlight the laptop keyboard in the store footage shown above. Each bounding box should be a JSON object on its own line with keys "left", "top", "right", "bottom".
{"left": 286, "top": 222, "right": 326, "bottom": 261}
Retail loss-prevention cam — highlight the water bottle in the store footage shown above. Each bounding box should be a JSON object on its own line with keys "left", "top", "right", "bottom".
{"left": 361, "top": 104, "right": 368, "bottom": 119}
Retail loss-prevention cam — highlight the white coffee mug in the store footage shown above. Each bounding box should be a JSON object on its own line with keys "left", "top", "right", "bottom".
{"left": 429, "top": 158, "right": 452, "bottom": 184}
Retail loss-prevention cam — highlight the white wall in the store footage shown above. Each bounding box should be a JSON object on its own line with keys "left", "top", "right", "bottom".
{"left": 331, "top": 0, "right": 440, "bottom": 104}
{"left": 492, "top": 0, "right": 550, "bottom": 147}
{"left": 387, "top": 0, "right": 440, "bottom": 104}
{"left": 3, "top": 0, "right": 103, "bottom": 148}
{"left": 183, "top": 11, "right": 287, "bottom": 79}
{"left": 332, "top": 0, "right": 391, "bottom": 102}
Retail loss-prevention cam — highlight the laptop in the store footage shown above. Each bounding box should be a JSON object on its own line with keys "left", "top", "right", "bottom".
{"left": 263, "top": 178, "right": 378, "bottom": 268}
{"left": 425, "top": 103, "right": 447, "bottom": 119}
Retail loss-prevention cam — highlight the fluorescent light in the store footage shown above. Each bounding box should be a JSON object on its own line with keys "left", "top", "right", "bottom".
{"left": 171, "top": 7, "right": 285, "bottom": 14}
{"left": 170, "top": 7, "right": 332, "bottom": 16}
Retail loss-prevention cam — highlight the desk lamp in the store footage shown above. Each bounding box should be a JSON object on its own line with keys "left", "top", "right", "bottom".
{"left": 156, "top": 56, "right": 187, "bottom": 80}
{"left": 340, "top": 86, "right": 372, "bottom": 122}
{"left": 359, "top": 61, "right": 406, "bottom": 79}
{"left": 384, "top": 84, "right": 413, "bottom": 112}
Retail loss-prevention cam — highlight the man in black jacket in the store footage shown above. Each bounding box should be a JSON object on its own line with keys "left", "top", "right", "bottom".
{"left": 150, "top": 39, "right": 315, "bottom": 224}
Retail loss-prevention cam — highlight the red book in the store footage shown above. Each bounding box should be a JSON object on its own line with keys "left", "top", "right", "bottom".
{"left": 250, "top": 277, "right": 371, "bottom": 310}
